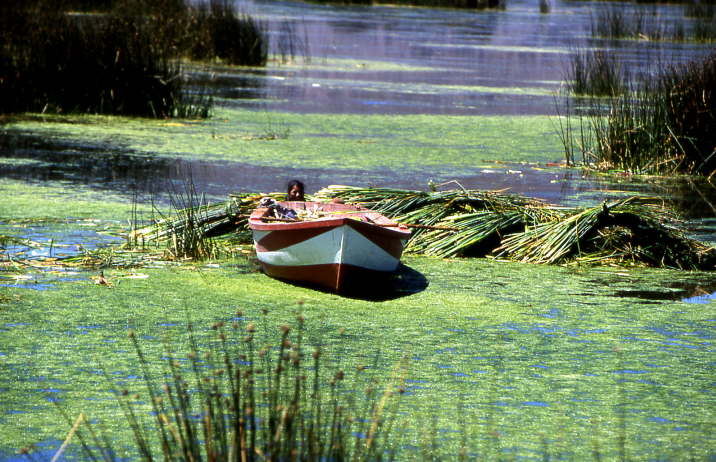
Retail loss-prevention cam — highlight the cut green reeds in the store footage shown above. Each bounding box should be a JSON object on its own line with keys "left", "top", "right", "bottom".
{"left": 116, "top": 184, "right": 716, "bottom": 270}
{"left": 315, "top": 185, "right": 713, "bottom": 269}
{"left": 497, "top": 198, "right": 710, "bottom": 269}
{"left": 406, "top": 210, "right": 525, "bottom": 257}
{"left": 497, "top": 201, "right": 610, "bottom": 265}
{"left": 130, "top": 192, "right": 278, "bottom": 245}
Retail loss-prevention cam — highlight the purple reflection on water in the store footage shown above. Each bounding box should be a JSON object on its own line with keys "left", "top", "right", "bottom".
{"left": 234, "top": 0, "right": 711, "bottom": 116}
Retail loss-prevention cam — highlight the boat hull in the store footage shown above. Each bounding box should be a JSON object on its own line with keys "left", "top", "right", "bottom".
{"left": 249, "top": 202, "right": 410, "bottom": 293}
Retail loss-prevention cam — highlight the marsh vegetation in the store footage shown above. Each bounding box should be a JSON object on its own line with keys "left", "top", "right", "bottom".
{"left": 302, "top": 0, "right": 504, "bottom": 8}
{"left": 0, "top": 0, "right": 267, "bottom": 117}
{"left": 63, "top": 317, "right": 408, "bottom": 461}
{"left": 562, "top": 51, "right": 716, "bottom": 176}
{"left": 589, "top": 2, "right": 716, "bottom": 42}
{"left": 561, "top": 0, "right": 716, "bottom": 176}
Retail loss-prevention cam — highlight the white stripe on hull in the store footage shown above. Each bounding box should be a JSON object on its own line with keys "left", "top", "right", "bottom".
{"left": 253, "top": 224, "right": 400, "bottom": 272}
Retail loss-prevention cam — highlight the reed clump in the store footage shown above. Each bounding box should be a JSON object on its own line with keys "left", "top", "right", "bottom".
{"left": 303, "top": 0, "right": 504, "bottom": 8}
{"left": 61, "top": 316, "right": 406, "bottom": 461}
{"left": 562, "top": 52, "right": 716, "bottom": 177}
{"left": 590, "top": 6, "right": 672, "bottom": 42}
{"left": 129, "top": 191, "right": 277, "bottom": 260}
{"left": 185, "top": 0, "right": 268, "bottom": 66}
{"left": 0, "top": 0, "right": 266, "bottom": 117}
{"left": 568, "top": 49, "right": 628, "bottom": 97}
{"left": 0, "top": 0, "right": 190, "bottom": 117}
{"left": 589, "top": 3, "right": 715, "bottom": 42}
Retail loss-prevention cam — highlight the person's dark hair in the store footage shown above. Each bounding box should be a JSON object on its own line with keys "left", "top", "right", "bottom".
{"left": 286, "top": 179, "right": 305, "bottom": 201}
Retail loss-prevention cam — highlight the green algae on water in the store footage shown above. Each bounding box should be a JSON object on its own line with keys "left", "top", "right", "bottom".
{"left": 5, "top": 108, "right": 565, "bottom": 172}
{"left": 1, "top": 255, "right": 714, "bottom": 459}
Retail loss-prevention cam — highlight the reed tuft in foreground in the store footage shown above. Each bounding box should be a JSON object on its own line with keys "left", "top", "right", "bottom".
{"left": 56, "top": 315, "right": 407, "bottom": 461}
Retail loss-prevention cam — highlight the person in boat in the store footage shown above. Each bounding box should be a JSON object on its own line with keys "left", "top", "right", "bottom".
{"left": 257, "top": 180, "right": 304, "bottom": 221}
{"left": 286, "top": 179, "right": 305, "bottom": 202}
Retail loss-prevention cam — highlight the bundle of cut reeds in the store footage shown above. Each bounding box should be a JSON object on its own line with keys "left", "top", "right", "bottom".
{"left": 312, "top": 184, "right": 556, "bottom": 254}
{"left": 131, "top": 192, "right": 276, "bottom": 243}
{"left": 314, "top": 185, "right": 714, "bottom": 269}
{"left": 134, "top": 184, "right": 714, "bottom": 270}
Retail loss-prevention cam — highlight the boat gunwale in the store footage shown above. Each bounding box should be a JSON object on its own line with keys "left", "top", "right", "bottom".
{"left": 248, "top": 201, "right": 411, "bottom": 239}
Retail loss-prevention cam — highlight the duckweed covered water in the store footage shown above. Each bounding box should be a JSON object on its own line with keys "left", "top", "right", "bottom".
{"left": 1, "top": 184, "right": 714, "bottom": 459}
{"left": 1, "top": 255, "right": 714, "bottom": 459}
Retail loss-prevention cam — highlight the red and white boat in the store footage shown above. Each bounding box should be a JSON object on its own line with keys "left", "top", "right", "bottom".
{"left": 249, "top": 201, "right": 411, "bottom": 293}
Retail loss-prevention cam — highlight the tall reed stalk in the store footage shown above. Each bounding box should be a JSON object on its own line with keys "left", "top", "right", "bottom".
{"left": 590, "top": 5, "right": 679, "bottom": 42}
{"left": 561, "top": 51, "right": 716, "bottom": 177}
{"left": 62, "top": 315, "right": 406, "bottom": 461}
{"left": 568, "top": 50, "right": 627, "bottom": 97}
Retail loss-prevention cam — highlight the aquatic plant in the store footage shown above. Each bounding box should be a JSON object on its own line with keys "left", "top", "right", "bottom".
{"left": 568, "top": 49, "right": 628, "bottom": 97}
{"left": 561, "top": 51, "right": 716, "bottom": 177}
{"left": 183, "top": 0, "right": 268, "bottom": 66}
{"left": 588, "top": 2, "right": 716, "bottom": 43}
{"left": 590, "top": 5, "right": 678, "bottom": 42}
{"left": 539, "top": 0, "right": 550, "bottom": 14}
{"left": 0, "top": 1, "right": 196, "bottom": 117}
{"left": 131, "top": 192, "right": 270, "bottom": 251}
{"left": 302, "top": 0, "right": 504, "bottom": 9}
{"left": 0, "top": 0, "right": 267, "bottom": 117}
{"left": 57, "top": 316, "right": 406, "bottom": 461}
{"left": 659, "top": 53, "right": 716, "bottom": 174}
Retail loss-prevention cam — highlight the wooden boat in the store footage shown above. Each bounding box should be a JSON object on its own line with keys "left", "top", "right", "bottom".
{"left": 249, "top": 200, "right": 411, "bottom": 293}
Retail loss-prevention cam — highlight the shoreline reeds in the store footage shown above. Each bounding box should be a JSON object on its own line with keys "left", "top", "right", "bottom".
{"left": 0, "top": 0, "right": 267, "bottom": 117}
{"left": 560, "top": 51, "right": 716, "bottom": 178}
{"left": 567, "top": 49, "right": 628, "bottom": 97}
{"left": 589, "top": 3, "right": 715, "bottom": 43}
{"left": 302, "top": 0, "right": 504, "bottom": 8}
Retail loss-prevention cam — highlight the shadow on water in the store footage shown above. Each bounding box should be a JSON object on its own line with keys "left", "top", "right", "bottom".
{"left": 191, "top": 68, "right": 267, "bottom": 100}
{"left": 272, "top": 263, "right": 429, "bottom": 301}
{"left": 0, "top": 127, "right": 173, "bottom": 196}
{"left": 0, "top": 127, "right": 393, "bottom": 202}
{"left": 0, "top": 124, "right": 614, "bottom": 205}
{"left": 606, "top": 281, "right": 716, "bottom": 304}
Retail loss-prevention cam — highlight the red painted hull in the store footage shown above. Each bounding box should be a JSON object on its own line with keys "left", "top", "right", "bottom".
{"left": 259, "top": 262, "right": 396, "bottom": 293}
